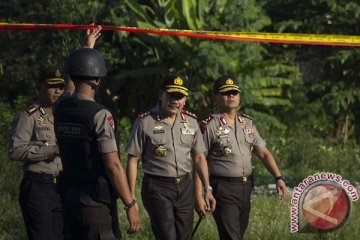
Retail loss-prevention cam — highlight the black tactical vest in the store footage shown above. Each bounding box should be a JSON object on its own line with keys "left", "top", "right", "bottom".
{"left": 54, "top": 97, "right": 107, "bottom": 185}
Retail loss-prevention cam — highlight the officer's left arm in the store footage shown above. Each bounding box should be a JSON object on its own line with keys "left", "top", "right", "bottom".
{"left": 192, "top": 122, "right": 216, "bottom": 212}
{"left": 193, "top": 153, "right": 216, "bottom": 213}
{"left": 255, "top": 146, "right": 289, "bottom": 200}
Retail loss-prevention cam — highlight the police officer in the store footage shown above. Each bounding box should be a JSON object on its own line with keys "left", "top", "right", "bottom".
{"left": 54, "top": 48, "right": 140, "bottom": 239}
{"left": 198, "top": 76, "right": 289, "bottom": 240}
{"left": 126, "top": 74, "right": 216, "bottom": 240}
{"left": 8, "top": 67, "right": 65, "bottom": 240}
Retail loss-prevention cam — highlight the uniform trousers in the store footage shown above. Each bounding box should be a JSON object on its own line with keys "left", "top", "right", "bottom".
{"left": 141, "top": 174, "right": 194, "bottom": 240}
{"left": 211, "top": 176, "right": 253, "bottom": 240}
{"left": 62, "top": 185, "right": 121, "bottom": 240}
{"left": 19, "top": 171, "right": 64, "bottom": 240}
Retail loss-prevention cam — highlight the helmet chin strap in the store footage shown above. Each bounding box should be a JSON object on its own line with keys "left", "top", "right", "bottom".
{"left": 83, "top": 79, "right": 100, "bottom": 91}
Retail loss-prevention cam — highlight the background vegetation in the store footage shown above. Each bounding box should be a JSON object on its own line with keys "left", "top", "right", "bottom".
{"left": 1, "top": 0, "right": 359, "bottom": 239}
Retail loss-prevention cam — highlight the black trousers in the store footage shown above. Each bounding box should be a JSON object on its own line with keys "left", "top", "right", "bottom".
{"left": 141, "top": 174, "right": 194, "bottom": 240}
{"left": 211, "top": 177, "right": 253, "bottom": 240}
{"left": 19, "top": 172, "right": 64, "bottom": 240}
{"left": 62, "top": 186, "right": 121, "bottom": 240}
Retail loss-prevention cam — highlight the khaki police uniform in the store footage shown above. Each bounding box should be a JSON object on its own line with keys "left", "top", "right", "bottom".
{"left": 201, "top": 113, "right": 266, "bottom": 240}
{"left": 126, "top": 104, "right": 206, "bottom": 240}
{"left": 8, "top": 103, "right": 64, "bottom": 240}
{"left": 55, "top": 93, "right": 121, "bottom": 240}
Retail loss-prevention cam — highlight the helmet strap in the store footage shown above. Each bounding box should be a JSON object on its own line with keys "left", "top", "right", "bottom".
{"left": 83, "top": 79, "right": 100, "bottom": 91}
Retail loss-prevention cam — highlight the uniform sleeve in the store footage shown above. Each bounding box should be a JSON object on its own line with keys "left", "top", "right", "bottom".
{"left": 191, "top": 122, "right": 207, "bottom": 155}
{"left": 8, "top": 112, "right": 57, "bottom": 162}
{"left": 252, "top": 123, "right": 266, "bottom": 149}
{"left": 125, "top": 118, "right": 145, "bottom": 157}
{"left": 200, "top": 121, "right": 213, "bottom": 157}
{"left": 93, "top": 109, "right": 118, "bottom": 153}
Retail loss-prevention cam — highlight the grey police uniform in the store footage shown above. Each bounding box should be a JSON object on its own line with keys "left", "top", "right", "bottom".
{"left": 126, "top": 104, "right": 206, "bottom": 240}
{"left": 8, "top": 103, "right": 64, "bottom": 240}
{"left": 55, "top": 93, "right": 120, "bottom": 240}
{"left": 201, "top": 113, "right": 266, "bottom": 240}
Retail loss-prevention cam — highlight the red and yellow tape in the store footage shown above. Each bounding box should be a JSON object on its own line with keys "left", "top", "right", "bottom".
{"left": 1, "top": 23, "right": 359, "bottom": 47}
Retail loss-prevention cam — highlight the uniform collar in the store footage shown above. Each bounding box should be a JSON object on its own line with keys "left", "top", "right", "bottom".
{"left": 151, "top": 104, "right": 184, "bottom": 125}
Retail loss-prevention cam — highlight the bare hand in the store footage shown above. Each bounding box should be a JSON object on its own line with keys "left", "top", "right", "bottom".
{"left": 204, "top": 190, "right": 216, "bottom": 213}
{"left": 126, "top": 204, "right": 141, "bottom": 234}
{"left": 195, "top": 195, "right": 207, "bottom": 218}
{"left": 276, "top": 180, "right": 289, "bottom": 201}
{"left": 85, "top": 23, "right": 102, "bottom": 48}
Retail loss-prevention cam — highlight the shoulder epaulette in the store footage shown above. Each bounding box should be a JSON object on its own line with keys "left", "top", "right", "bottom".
{"left": 201, "top": 115, "right": 215, "bottom": 125}
{"left": 138, "top": 111, "right": 150, "bottom": 119}
{"left": 241, "top": 113, "right": 253, "bottom": 120}
{"left": 24, "top": 105, "right": 38, "bottom": 116}
{"left": 200, "top": 115, "right": 214, "bottom": 133}
{"left": 182, "top": 110, "right": 197, "bottom": 119}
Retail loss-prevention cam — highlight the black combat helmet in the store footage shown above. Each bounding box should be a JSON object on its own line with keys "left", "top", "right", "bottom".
{"left": 66, "top": 48, "right": 107, "bottom": 78}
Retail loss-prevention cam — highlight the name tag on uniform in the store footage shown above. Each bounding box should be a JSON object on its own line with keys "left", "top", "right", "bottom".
{"left": 153, "top": 130, "right": 165, "bottom": 134}
{"left": 181, "top": 128, "right": 195, "bottom": 135}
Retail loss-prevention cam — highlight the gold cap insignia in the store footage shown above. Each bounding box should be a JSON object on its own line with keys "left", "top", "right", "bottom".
{"left": 226, "top": 79, "right": 234, "bottom": 85}
{"left": 174, "top": 77, "right": 183, "bottom": 85}
{"left": 55, "top": 69, "right": 62, "bottom": 77}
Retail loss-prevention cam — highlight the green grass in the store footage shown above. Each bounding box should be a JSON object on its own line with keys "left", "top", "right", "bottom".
{"left": 1, "top": 188, "right": 359, "bottom": 240}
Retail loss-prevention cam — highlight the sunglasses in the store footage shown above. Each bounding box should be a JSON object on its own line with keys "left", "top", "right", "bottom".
{"left": 220, "top": 90, "right": 239, "bottom": 96}
{"left": 47, "top": 84, "right": 65, "bottom": 90}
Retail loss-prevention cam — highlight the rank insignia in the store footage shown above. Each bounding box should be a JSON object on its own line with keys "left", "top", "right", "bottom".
{"left": 25, "top": 105, "right": 37, "bottom": 116}
{"left": 155, "top": 145, "right": 167, "bottom": 157}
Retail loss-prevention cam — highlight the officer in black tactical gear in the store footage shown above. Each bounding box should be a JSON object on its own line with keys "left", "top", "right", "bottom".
{"left": 54, "top": 48, "right": 141, "bottom": 240}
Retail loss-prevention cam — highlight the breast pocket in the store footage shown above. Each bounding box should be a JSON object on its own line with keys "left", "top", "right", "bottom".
{"left": 35, "top": 125, "right": 52, "bottom": 141}
{"left": 150, "top": 134, "right": 166, "bottom": 146}
{"left": 243, "top": 128, "right": 254, "bottom": 144}
{"left": 180, "top": 134, "right": 194, "bottom": 147}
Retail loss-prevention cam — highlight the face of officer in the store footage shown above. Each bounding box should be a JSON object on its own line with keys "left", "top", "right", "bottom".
{"left": 38, "top": 83, "right": 65, "bottom": 107}
{"left": 216, "top": 90, "right": 240, "bottom": 112}
{"left": 159, "top": 91, "right": 187, "bottom": 116}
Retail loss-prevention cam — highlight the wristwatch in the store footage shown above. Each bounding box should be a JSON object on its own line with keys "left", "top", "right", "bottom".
{"left": 205, "top": 185, "right": 213, "bottom": 192}
{"left": 275, "top": 176, "right": 285, "bottom": 182}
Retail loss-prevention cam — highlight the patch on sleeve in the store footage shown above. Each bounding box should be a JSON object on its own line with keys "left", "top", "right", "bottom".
{"left": 241, "top": 113, "right": 253, "bottom": 120}
{"left": 24, "top": 105, "right": 38, "bottom": 116}
{"left": 138, "top": 111, "right": 150, "bottom": 119}
{"left": 182, "top": 110, "right": 197, "bottom": 119}
{"left": 107, "top": 115, "right": 115, "bottom": 130}
{"left": 200, "top": 115, "right": 214, "bottom": 133}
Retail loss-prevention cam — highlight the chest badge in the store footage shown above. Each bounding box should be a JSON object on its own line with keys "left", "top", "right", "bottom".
{"left": 36, "top": 116, "right": 46, "bottom": 126}
{"left": 155, "top": 145, "right": 167, "bottom": 157}
{"left": 154, "top": 125, "right": 163, "bottom": 130}
{"left": 223, "top": 147, "right": 232, "bottom": 156}
{"left": 181, "top": 128, "right": 195, "bottom": 135}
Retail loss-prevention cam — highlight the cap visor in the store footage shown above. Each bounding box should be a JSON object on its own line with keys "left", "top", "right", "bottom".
{"left": 45, "top": 78, "right": 66, "bottom": 85}
{"left": 166, "top": 88, "right": 188, "bottom": 96}
{"left": 219, "top": 86, "right": 241, "bottom": 93}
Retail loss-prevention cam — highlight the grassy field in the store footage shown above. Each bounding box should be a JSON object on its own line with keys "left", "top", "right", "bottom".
{"left": 1, "top": 184, "right": 359, "bottom": 240}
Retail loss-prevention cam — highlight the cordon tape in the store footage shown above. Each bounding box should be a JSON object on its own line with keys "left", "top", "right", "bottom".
{"left": 0, "top": 23, "right": 359, "bottom": 47}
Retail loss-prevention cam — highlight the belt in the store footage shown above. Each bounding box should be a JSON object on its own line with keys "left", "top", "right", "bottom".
{"left": 23, "top": 171, "right": 58, "bottom": 184}
{"left": 210, "top": 175, "right": 251, "bottom": 183}
{"left": 144, "top": 173, "right": 189, "bottom": 184}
